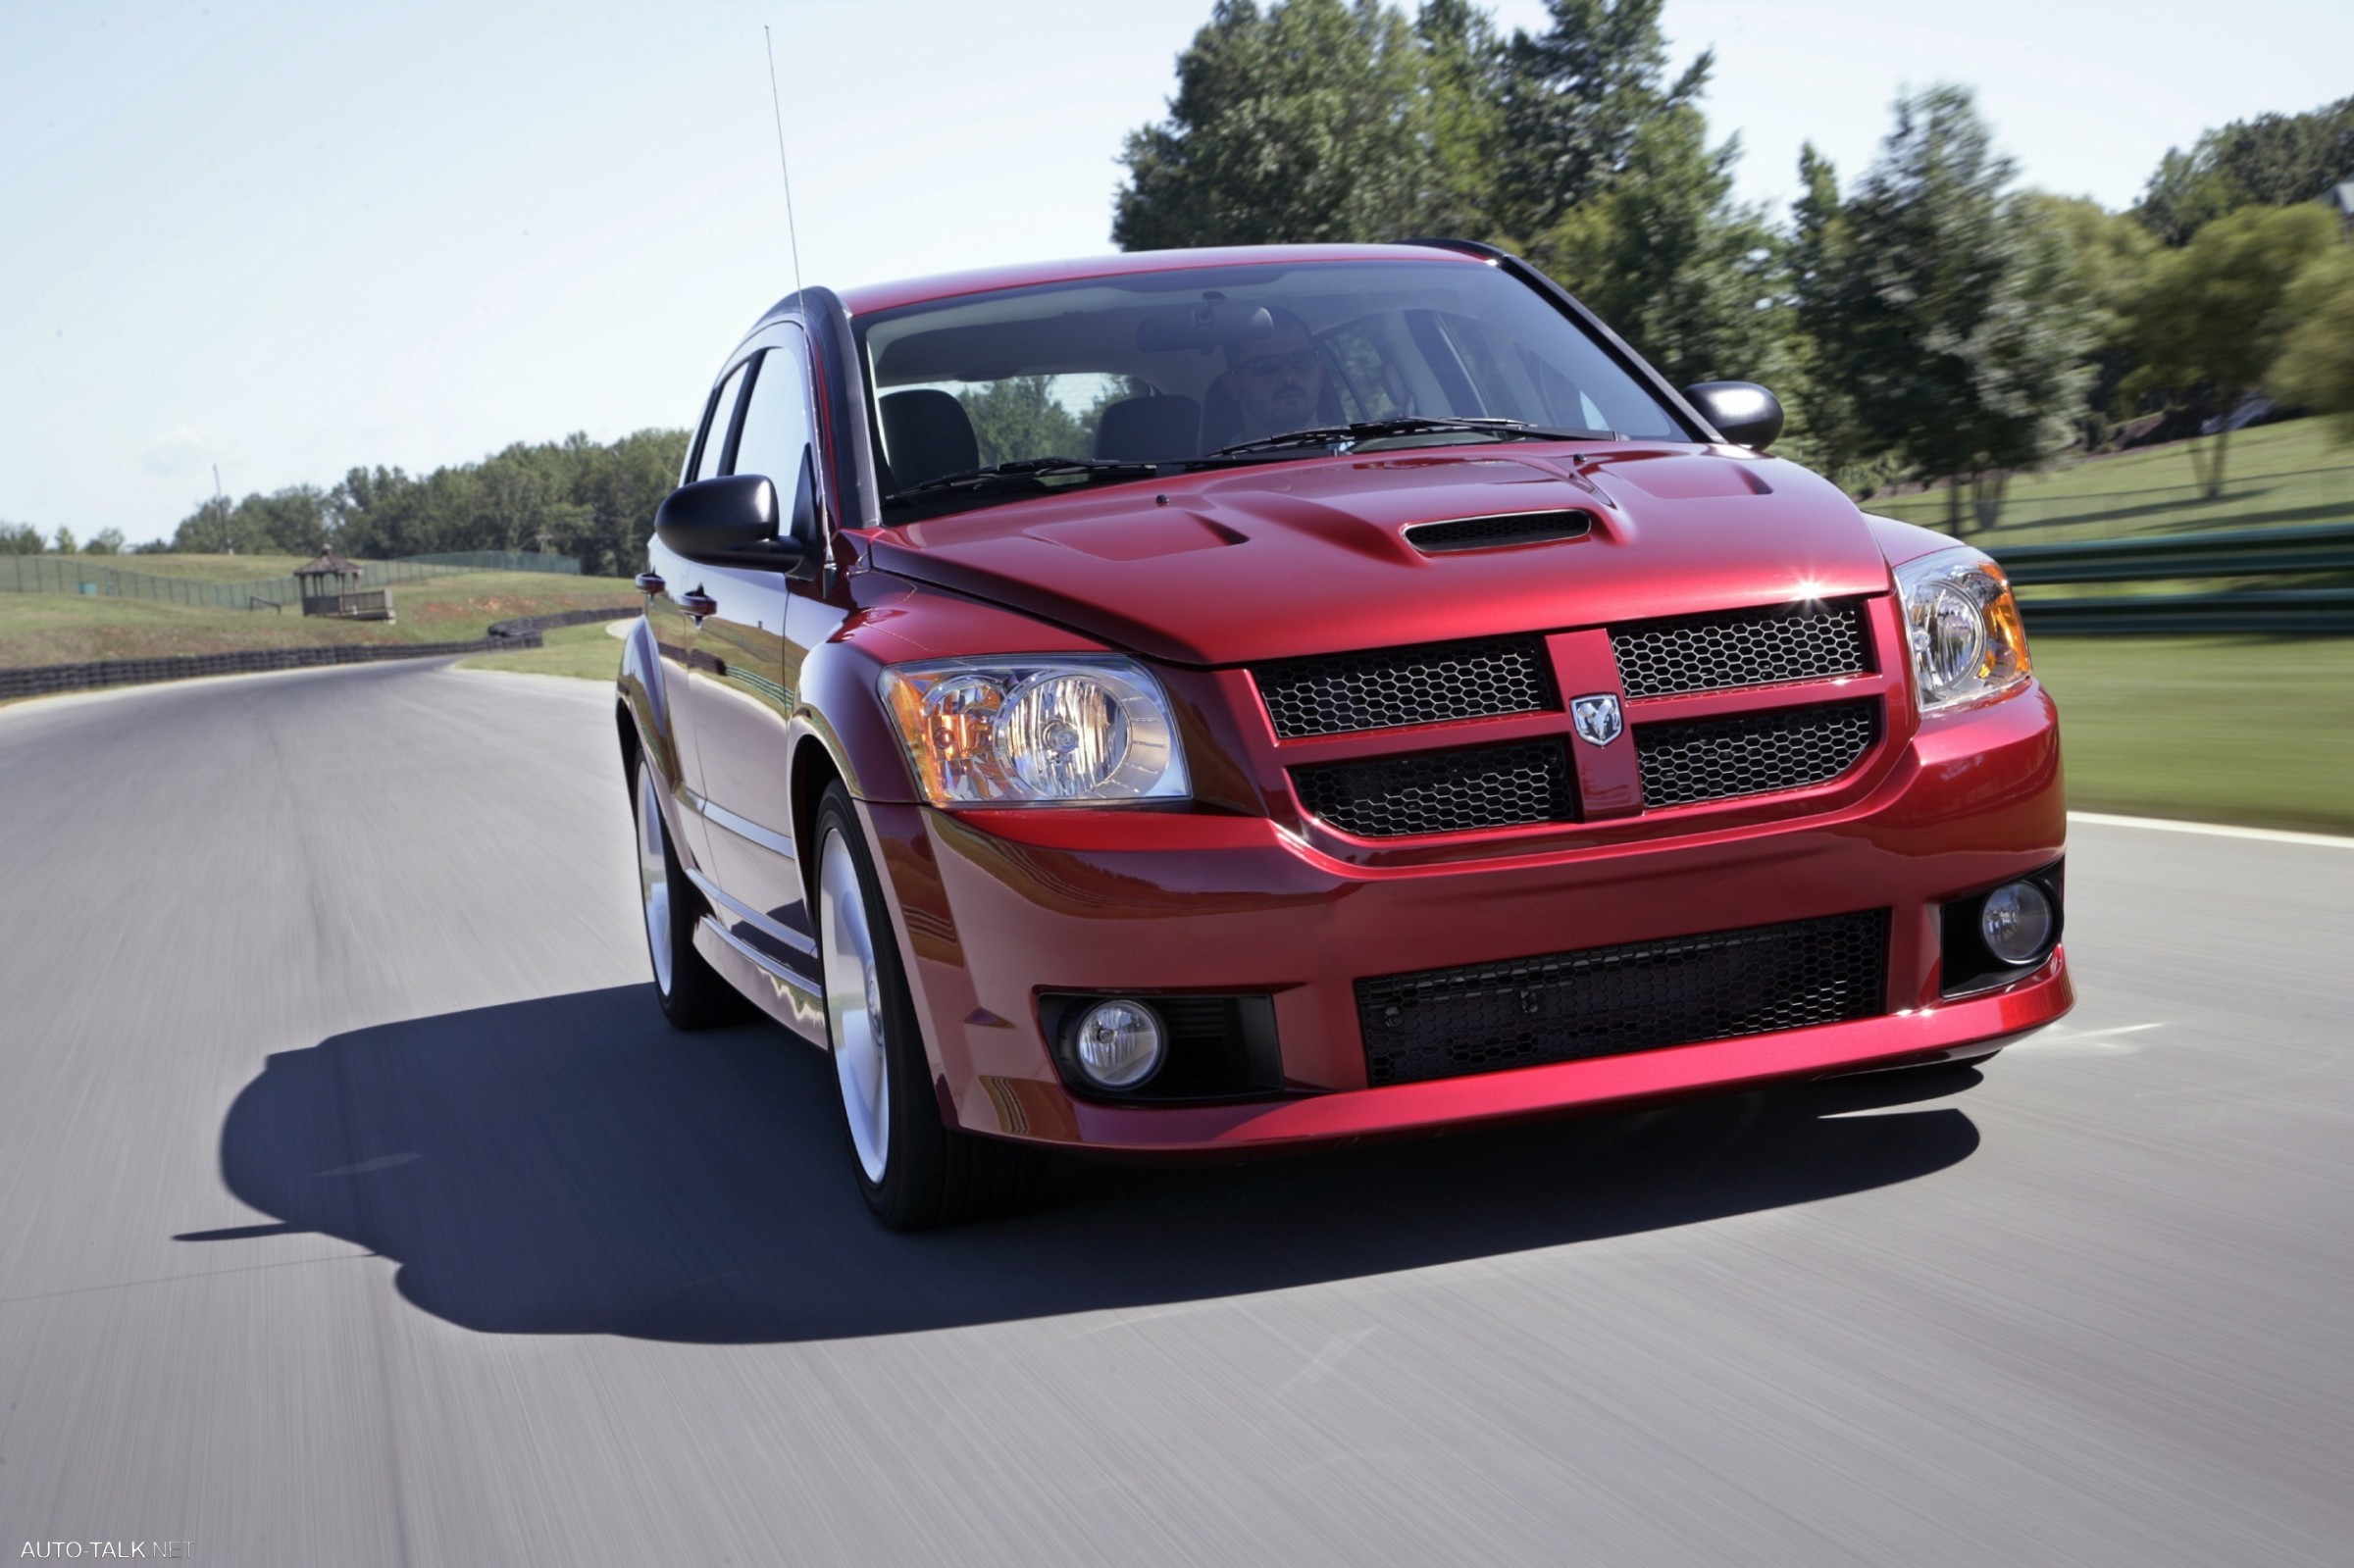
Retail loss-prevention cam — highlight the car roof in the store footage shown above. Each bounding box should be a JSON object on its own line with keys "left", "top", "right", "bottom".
{"left": 826, "top": 242, "right": 1491, "bottom": 318}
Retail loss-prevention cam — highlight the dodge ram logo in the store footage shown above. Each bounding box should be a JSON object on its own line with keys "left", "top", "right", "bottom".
{"left": 1571, "top": 694, "right": 1623, "bottom": 747}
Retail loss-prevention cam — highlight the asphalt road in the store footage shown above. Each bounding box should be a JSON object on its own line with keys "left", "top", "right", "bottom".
{"left": 1, "top": 660, "right": 2348, "bottom": 1567}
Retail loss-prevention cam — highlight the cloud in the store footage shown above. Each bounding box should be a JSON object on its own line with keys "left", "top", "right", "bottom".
{"left": 140, "top": 424, "right": 219, "bottom": 478}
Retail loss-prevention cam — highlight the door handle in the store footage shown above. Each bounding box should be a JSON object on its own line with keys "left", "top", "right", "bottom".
{"left": 679, "top": 589, "right": 718, "bottom": 622}
{"left": 635, "top": 571, "right": 666, "bottom": 595}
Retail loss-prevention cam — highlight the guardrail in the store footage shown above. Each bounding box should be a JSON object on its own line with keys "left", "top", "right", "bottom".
{"left": 0, "top": 606, "right": 635, "bottom": 703}
{"left": 0, "top": 550, "right": 582, "bottom": 609}
{"left": 1975, "top": 521, "right": 2354, "bottom": 634}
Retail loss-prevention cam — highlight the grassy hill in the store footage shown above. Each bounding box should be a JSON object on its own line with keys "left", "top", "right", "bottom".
{"left": 1861, "top": 417, "right": 2353, "bottom": 543}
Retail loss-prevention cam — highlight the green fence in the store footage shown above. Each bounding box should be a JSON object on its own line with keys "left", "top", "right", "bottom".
{"left": 1991, "top": 521, "right": 2354, "bottom": 633}
{"left": 0, "top": 550, "right": 581, "bottom": 610}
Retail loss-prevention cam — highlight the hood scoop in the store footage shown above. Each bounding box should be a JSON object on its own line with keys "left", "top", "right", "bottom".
{"left": 1404, "top": 509, "right": 1593, "bottom": 554}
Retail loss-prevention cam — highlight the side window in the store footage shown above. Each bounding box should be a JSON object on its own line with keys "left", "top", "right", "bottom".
{"left": 731, "top": 333, "right": 812, "bottom": 487}
{"left": 1323, "top": 320, "right": 1407, "bottom": 422}
{"left": 691, "top": 361, "right": 752, "bottom": 481}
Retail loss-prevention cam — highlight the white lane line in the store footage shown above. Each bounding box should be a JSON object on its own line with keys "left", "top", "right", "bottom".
{"left": 2068, "top": 812, "right": 2354, "bottom": 850}
{"left": 1272, "top": 1327, "right": 1376, "bottom": 1397}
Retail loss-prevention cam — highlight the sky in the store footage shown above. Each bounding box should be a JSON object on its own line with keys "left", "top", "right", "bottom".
{"left": 3, "top": 0, "right": 2349, "bottom": 546}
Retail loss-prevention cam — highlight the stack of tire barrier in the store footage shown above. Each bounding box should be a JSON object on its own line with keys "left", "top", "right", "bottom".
{"left": 0, "top": 606, "right": 637, "bottom": 702}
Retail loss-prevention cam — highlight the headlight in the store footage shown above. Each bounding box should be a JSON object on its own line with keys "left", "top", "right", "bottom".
{"left": 878, "top": 656, "right": 1191, "bottom": 806}
{"left": 1893, "top": 546, "right": 2032, "bottom": 714}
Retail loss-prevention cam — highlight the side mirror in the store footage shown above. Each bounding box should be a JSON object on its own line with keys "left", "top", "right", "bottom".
{"left": 654, "top": 475, "right": 807, "bottom": 573}
{"left": 1683, "top": 381, "right": 1784, "bottom": 451}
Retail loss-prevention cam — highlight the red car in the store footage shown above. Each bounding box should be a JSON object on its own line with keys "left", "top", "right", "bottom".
{"left": 617, "top": 241, "right": 2071, "bottom": 1229}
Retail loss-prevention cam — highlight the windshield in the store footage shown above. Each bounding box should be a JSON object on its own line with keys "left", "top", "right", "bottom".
{"left": 853, "top": 258, "right": 1694, "bottom": 518}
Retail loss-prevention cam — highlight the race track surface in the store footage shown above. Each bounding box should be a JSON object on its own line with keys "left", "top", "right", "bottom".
{"left": 1, "top": 661, "right": 2347, "bottom": 1566}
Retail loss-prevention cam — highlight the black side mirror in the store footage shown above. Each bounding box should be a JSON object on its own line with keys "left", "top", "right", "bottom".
{"left": 1683, "top": 381, "right": 1784, "bottom": 451}
{"left": 654, "top": 475, "right": 807, "bottom": 573}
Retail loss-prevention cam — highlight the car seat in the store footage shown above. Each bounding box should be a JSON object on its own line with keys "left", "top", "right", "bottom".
{"left": 879, "top": 389, "right": 979, "bottom": 491}
{"left": 1093, "top": 395, "right": 1203, "bottom": 463}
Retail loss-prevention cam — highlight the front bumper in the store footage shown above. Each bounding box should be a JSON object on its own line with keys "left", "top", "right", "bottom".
{"left": 866, "top": 684, "right": 2071, "bottom": 1153}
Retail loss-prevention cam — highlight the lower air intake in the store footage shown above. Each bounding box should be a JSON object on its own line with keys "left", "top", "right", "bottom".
{"left": 1356, "top": 909, "right": 1890, "bottom": 1087}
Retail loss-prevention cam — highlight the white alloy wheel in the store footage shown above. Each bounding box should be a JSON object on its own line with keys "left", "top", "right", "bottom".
{"left": 635, "top": 760, "right": 674, "bottom": 996}
{"left": 820, "top": 825, "right": 891, "bottom": 1184}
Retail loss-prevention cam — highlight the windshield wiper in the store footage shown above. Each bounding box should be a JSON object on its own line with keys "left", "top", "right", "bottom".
{"left": 885, "top": 456, "right": 1157, "bottom": 503}
{"left": 1207, "top": 416, "right": 1617, "bottom": 458}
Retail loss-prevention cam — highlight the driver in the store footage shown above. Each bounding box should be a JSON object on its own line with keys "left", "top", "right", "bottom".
{"left": 1224, "top": 308, "right": 1326, "bottom": 441}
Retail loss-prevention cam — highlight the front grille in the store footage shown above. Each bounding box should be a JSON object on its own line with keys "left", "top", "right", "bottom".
{"left": 1405, "top": 510, "right": 1591, "bottom": 553}
{"left": 1612, "top": 601, "right": 1869, "bottom": 699}
{"left": 1293, "top": 740, "right": 1575, "bottom": 837}
{"left": 1356, "top": 910, "right": 1890, "bottom": 1087}
{"left": 1636, "top": 700, "right": 1878, "bottom": 809}
{"left": 1254, "top": 635, "right": 1554, "bottom": 739}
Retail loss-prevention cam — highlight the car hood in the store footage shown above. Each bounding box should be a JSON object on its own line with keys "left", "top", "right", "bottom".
{"left": 864, "top": 443, "right": 1894, "bottom": 667}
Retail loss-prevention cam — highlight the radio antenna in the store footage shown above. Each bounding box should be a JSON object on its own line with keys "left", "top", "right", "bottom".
{"left": 762, "top": 25, "right": 804, "bottom": 304}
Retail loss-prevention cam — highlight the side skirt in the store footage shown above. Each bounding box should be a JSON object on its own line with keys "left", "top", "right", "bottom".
{"left": 691, "top": 916, "right": 830, "bottom": 1047}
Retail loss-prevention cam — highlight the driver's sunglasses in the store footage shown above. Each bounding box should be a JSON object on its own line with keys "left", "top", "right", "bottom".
{"left": 1238, "top": 349, "right": 1321, "bottom": 379}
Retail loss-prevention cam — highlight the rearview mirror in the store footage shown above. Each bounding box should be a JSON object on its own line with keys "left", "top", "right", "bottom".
{"left": 1137, "top": 301, "right": 1274, "bottom": 353}
{"left": 654, "top": 475, "right": 808, "bottom": 573}
{"left": 1682, "top": 381, "right": 1784, "bottom": 451}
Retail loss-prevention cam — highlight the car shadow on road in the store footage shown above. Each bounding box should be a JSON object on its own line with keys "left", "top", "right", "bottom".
{"left": 192, "top": 986, "right": 1983, "bottom": 1342}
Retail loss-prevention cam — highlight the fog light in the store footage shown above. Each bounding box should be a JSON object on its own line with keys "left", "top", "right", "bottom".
{"left": 1980, "top": 882, "right": 2054, "bottom": 966}
{"left": 1072, "top": 999, "right": 1165, "bottom": 1089}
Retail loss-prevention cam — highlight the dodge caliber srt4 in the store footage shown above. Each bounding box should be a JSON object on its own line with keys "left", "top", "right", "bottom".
{"left": 617, "top": 240, "right": 2071, "bottom": 1229}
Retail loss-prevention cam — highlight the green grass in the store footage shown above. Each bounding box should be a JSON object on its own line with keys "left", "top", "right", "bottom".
{"left": 1863, "top": 417, "right": 2354, "bottom": 544}
{"left": 2032, "top": 635, "right": 2354, "bottom": 835}
{"left": 455, "top": 619, "right": 628, "bottom": 682}
{"left": 0, "top": 571, "right": 638, "bottom": 666}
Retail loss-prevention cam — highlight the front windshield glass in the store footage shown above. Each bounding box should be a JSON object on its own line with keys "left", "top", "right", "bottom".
{"left": 854, "top": 258, "right": 1693, "bottom": 517}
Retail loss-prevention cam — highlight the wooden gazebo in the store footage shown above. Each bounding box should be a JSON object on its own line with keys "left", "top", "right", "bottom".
{"left": 294, "top": 550, "right": 392, "bottom": 621}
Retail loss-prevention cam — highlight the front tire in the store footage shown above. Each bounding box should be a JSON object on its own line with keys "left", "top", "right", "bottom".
{"left": 633, "top": 756, "right": 734, "bottom": 1030}
{"left": 813, "top": 783, "right": 1047, "bottom": 1229}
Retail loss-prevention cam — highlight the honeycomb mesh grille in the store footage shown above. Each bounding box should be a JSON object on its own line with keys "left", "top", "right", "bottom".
{"left": 1612, "top": 601, "right": 1869, "bottom": 699}
{"left": 1357, "top": 910, "right": 1890, "bottom": 1087}
{"left": 1294, "top": 741, "right": 1574, "bottom": 837}
{"left": 1636, "top": 701, "right": 1878, "bottom": 809}
{"left": 1406, "top": 510, "right": 1591, "bottom": 553}
{"left": 1254, "top": 636, "right": 1555, "bottom": 739}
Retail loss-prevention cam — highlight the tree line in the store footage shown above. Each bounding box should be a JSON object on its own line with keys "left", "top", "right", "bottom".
{"left": 1115, "top": 0, "right": 2354, "bottom": 526}
{"left": 153, "top": 430, "right": 690, "bottom": 577}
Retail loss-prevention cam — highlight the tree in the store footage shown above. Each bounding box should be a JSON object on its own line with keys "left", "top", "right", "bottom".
{"left": 1113, "top": 0, "right": 1445, "bottom": 250}
{"left": 1490, "top": 0, "right": 1710, "bottom": 240}
{"left": 84, "top": 528, "right": 125, "bottom": 555}
{"left": 2269, "top": 246, "right": 2354, "bottom": 446}
{"left": 1525, "top": 101, "right": 1786, "bottom": 392}
{"left": 1796, "top": 87, "right": 2092, "bottom": 531}
{"left": 2121, "top": 202, "right": 2338, "bottom": 494}
{"left": 0, "top": 522, "right": 42, "bottom": 554}
{"left": 959, "top": 379, "right": 1093, "bottom": 467}
{"left": 2135, "top": 95, "right": 2354, "bottom": 245}
{"left": 2019, "top": 193, "right": 2158, "bottom": 446}
{"left": 53, "top": 526, "right": 77, "bottom": 554}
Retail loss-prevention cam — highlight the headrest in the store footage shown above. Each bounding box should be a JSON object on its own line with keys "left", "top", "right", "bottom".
{"left": 879, "top": 389, "right": 979, "bottom": 491}
{"left": 1093, "top": 395, "right": 1203, "bottom": 463}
